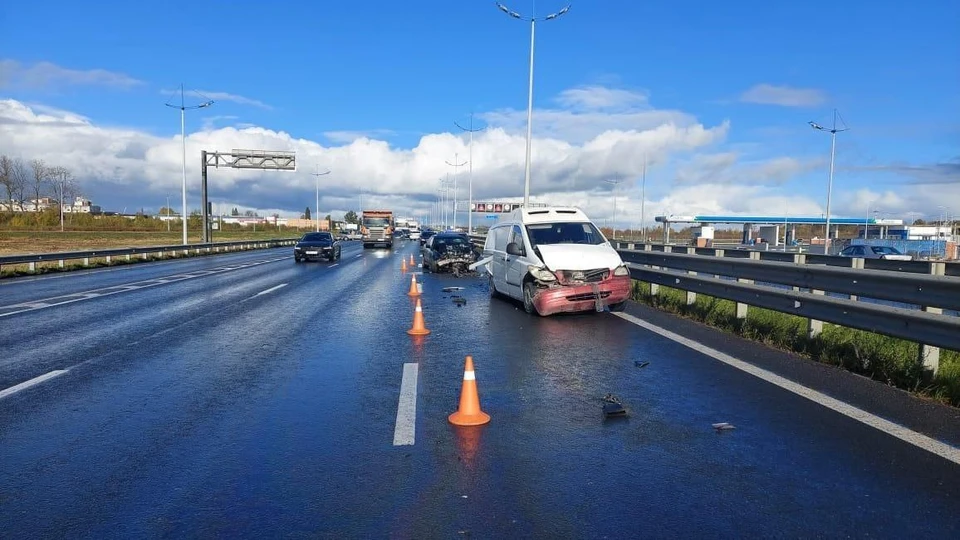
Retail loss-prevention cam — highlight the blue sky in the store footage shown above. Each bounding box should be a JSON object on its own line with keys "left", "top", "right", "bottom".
{"left": 1, "top": 0, "right": 958, "bottom": 223}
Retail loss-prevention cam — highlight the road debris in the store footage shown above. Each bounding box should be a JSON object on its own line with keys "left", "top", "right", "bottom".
{"left": 601, "top": 393, "right": 627, "bottom": 418}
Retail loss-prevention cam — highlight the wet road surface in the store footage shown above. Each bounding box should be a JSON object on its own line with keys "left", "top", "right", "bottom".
{"left": 1, "top": 240, "right": 959, "bottom": 538}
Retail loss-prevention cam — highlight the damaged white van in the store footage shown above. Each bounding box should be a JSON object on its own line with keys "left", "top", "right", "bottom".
{"left": 479, "top": 206, "right": 631, "bottom": 316}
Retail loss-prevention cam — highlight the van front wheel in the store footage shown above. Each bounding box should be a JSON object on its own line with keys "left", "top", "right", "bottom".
{"left": 523, "top": 282, "right": 540, "bottom": 315}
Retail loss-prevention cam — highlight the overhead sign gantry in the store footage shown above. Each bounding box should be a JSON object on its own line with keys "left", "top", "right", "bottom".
{"left": 200, "top": 149, "right": 297, "bottom": 242}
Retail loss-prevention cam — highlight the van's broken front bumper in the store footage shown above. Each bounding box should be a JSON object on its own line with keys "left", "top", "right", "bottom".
{"left": 532, "top": 274, "right": 631, "bottom": 316}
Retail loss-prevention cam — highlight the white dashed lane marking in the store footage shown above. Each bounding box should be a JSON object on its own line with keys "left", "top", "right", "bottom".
{"left": 0, "top": 256, "right": 288, "bottom": 319}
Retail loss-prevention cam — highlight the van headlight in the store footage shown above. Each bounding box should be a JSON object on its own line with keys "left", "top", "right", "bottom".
{"left": 613, "top": 264, "right": 629, "bottom": 276}
{"left": 528, "top": 265, "right": 557, "bottom": 282}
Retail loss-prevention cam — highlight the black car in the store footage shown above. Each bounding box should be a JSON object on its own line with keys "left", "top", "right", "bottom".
{"left": 421, "top": 232, "right": 478, "bottom": 276}
{"left": 294, "top": 232, "right": 341, "bottom": 262}
{"left": 419, "top": 229, "right": 437, "bottom": 246}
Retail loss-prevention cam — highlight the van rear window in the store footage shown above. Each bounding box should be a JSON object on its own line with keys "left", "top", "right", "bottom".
{"left": 526, "top": 222, "right": 604, "bottom": 246}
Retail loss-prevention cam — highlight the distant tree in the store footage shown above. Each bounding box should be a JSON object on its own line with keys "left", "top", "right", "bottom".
{"left": 304, "top": 206, "right": 312, "bottom": 220}
{"left": 10, "top": 158, "right": 28, "bottom": 210}
{"left": 231, "top": 207, "right": 239, "bottom": 216}
{"left": 244, "top": 210, "right": 256, "bottom": 217}
{"left": 0, "top": 155, "right": 11, "bottom": 209}
{"left": 325, "top": 214, "right": 332, "bottom": 230}
{"left": 28, "top": 159, "right": 51, "bottom": 212}
{"left": 344, "top": 210, "right": 358, "bottom": 224}
{"left": 913, "top": 219, "right": 926, "bottom": 225}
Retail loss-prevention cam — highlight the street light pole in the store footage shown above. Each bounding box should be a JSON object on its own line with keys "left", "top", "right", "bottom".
{"left": 165, "top": 83, "right": 214, "bottom": 245}
{"left": 455, "top": 114, "right": 486, "bottom": 234}
{"left": 604, "top": 177, "right": 622, "bottom": 240}
{"left": 808, "top": 109, "right": 848, "bottom": 255}
{"left": 640, "top": 156, "right": 647, "bottom": 242}
{"left": 445, "top": 153, "right": 468, "bottom": 230}
{"left": 496, "top": 2, "right": 571, "bottom": 206}
{"left": 310, "top": 164, "right": 331, "bottom": 232}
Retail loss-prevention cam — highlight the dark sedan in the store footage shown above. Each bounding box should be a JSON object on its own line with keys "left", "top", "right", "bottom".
{"left": 294, "top": 232, "right": 341, "bottom": 262}
{"left": 419, "top": 229, "right": 437, "bottom": 246}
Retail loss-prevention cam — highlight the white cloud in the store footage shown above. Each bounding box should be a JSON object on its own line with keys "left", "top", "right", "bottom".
{"left": 324, "top": 130, "right": 397, "bottom": 144}
{"left": 160, "top": 89, "right": 272, "bottom": 110}
{"left": 0, "top": 59, "right": 143, "bottom": 90}
{"left": 674, "top": 153, "right": 823, "bottom": 186}
{"left": 555, "top": 85, "right": 650, "bottom": 111}
{"left": 2, "top": 86, "right": 951, "bottom": 224}
{"left": 740, "top": 83, "right": 826, "bottom": 107}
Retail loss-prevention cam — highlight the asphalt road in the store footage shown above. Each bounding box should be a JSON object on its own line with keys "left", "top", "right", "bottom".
{"left": 1, "top": 240, "right": 959, "bottom": 538}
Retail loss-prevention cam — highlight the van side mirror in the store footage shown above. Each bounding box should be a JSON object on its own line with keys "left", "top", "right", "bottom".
{"left": 506, "top": 242, "right": 523, "bottom": 256}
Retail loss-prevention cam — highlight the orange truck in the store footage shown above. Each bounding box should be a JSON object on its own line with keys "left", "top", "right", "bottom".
{"left": 361, "top": 210, "right": 394, "bottom": 249}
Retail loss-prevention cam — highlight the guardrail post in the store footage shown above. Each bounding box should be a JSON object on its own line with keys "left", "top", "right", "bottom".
{"left": 29, "top": 262, "right": 36, "bottom": 272}
{"left": 126, "top": 254, "right": 131, "bottom": 262}
{"left": 919, "top": 261, "right": 946, "bottom": 376}
{"left": 106, "top": 256, "right": 111, "bottom": 264}
{"left": 685, "top": 247, "right": 697, "bottom": 305}
{"left": 849, "top": 258, "right": 864, "bottom": 301}
{"left": 735, "top": 252, "right": 760, "bottom": 319}
{"left": 792, "top": 254, "right": 805, "bottom": 291}
{"left": 645, "top": 244, "right": 659, "bottom": 296}
{"left": 713, "top": 249, "right": 724, "bottom": 279}
{"left": 59, "top": 260, "right": 64, "bottom": 268}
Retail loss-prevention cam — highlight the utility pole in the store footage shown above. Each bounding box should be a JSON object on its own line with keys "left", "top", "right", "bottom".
{"left": 455, "top": 114, "right": 486, "bottom": 234}
{"left": 445, "top": 153, "right": 468, "bottom": 230}
{"left": 604, "top": 176, "right": 623, "bottom": 240}
{"left": 809, "top": 109, "right": 849, "bottom": 255}
{"left": 495, "top": 2, "right": 571, "bottom": 206}
{"left": 310, "top": 164, "right": 331, "bottom": 232}
{"left": 640, "top": 156, "right": 647, "bottom": 242}
{"left": 165, "top": 84, "right": 214, "bottom": 245}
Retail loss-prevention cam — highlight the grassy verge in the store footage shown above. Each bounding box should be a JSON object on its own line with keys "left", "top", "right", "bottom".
{"left": 630, "top": 281, "right": 960, "bottom": 407}
{"left": 0, "top": 229, "right": 299, "bottom": 256}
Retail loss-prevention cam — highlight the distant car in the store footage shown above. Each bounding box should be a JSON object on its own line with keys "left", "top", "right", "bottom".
{"left": 421, "top": 232, "right": 478, "bottom": 276}
{"left": 294, "top": 232, "right": 341, "bottom": 262}
{"left": 839, "top": 245, "right": 913, "bottom": 261}
{"left": 419, "top": 229, "right": 437, "bottom": 246}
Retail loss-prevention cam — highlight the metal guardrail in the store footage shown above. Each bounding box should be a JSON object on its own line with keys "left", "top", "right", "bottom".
{"left": 0, "top": 238, "right": 300, "bottom": 273}
{"left": 617, "top": 244, "right": 959, "bottom": 374}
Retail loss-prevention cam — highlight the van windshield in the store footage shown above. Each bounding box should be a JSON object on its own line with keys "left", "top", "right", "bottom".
{"left": 525, "top": 222, "right": 605, "bottom": 246}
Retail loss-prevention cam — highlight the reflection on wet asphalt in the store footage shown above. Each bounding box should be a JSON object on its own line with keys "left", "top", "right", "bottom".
{"left": 1, "top": 241, "right": 958, "bottom": 537}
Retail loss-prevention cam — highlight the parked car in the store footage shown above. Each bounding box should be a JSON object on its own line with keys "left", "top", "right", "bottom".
{"left": 421, "top": 232, "right": 478, "bottom": 276}
{"left": 294, "top": 232, "right": 341, "bottom": 262}
{"left": 480, "top": 206, "right": 631, "bottom": 316}
{"left": 839, "top": 245, "right": 913, "bottom": 261}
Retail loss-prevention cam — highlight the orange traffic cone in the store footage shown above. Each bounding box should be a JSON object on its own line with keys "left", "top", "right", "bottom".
{"left": 401, "top": 258, "right": 408, "bottom": 272}
{"left": 407, "top": 298, "right": 430, "bottom": 335}
{"left": 448, "top": 356, "right": 491, "bottom": 426}
{"left": 407, "top": 273, "right": 421, "bottom": 297}
{"left": 409, "top": 254, "right": 415, "bottom": 266}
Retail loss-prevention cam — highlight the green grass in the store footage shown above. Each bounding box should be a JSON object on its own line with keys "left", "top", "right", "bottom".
{"left": 630, "top": 281, "right": 960, "bottom": 406}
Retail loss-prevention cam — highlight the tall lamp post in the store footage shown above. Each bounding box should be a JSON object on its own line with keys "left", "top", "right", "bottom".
{"left": 808, "top": 109, "right": 848, "bottom": 255}
{"left": 604, "top": 177, "right": 622, "bottom": 240}
{"left": 455, "top": 113, "right": 486, "bottom": 234}
{"left": 166, "top": 84, "right": 214, "bottom": 245}
{"left": 310, "top": 164, "right": 331, "bottom": 232}
{"left": 496, "top": 2, "right": 571, "bottom": 206}
{"left": 445, "top": 153, "right": 468, "bottom": 230}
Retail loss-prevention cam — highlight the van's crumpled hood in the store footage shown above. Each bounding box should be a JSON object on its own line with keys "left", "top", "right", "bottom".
{"left": 535, "top": 243, "right": 624, "bottom": 271}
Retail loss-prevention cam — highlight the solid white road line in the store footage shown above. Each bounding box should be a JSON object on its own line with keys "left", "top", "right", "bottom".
{"left": 329, "top": 263, "right": 339, "bottom": 268}
{"left": 0, "top": 370, "right": 69, "bottom": 400}
{"left": 252, "top": 283, "right": 287, "bottom": 298}
{"left": 613, "top": 312, "right": 960, "bottom": 465}
{"left": 393, "top": 363, "right": 419, "bottom": 446}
